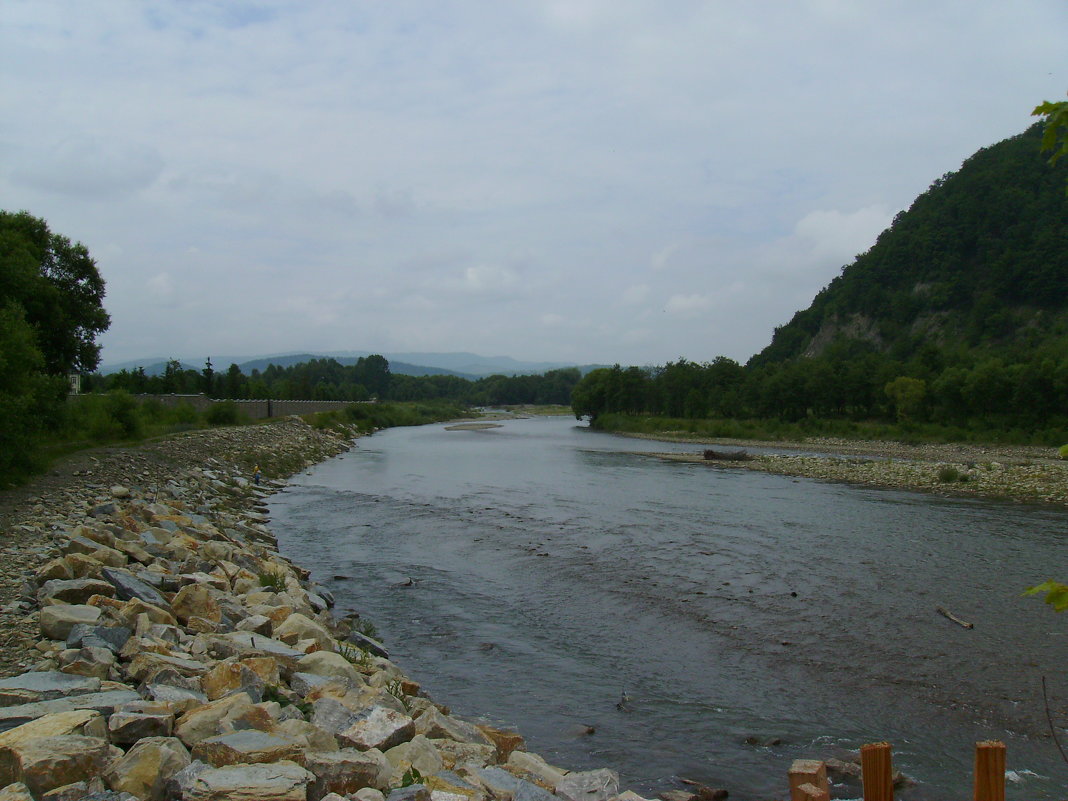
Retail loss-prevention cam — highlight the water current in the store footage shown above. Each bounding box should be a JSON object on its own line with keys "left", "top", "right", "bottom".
{"left": 268, "top": 416, "right": 1068, "bottom": 800}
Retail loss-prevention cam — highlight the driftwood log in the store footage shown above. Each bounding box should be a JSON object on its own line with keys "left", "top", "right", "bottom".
{"left": 936, "top": 606, "right": 974, "bottom": 628}
{"left": 703, "top": 449, "right": 753, "bottom": 462}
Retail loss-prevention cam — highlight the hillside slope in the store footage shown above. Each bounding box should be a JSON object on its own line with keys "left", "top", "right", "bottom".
{"left": 750, "top": 122, "right": 1068, "bottom": 367}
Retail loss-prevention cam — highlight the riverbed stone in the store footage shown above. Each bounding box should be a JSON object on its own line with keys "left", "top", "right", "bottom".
{"left": 555, "top": 769, "right": 619, "bottom": 801}
{"left": 335, "top": 706, "right": 414, "bottom": 752}
{"left": 296, "top": 651, "right": 364, "bottom": 685}
{"left": 172, "top": 585, "right": 222, "bottom": 625}
{"left": 506, "top": 751, "right": 567, "bottom": 787}
{"left": 174, "top": 693, "right": 255, "bottom": 746}
{"left": 38, "top": 579, "right": 115, "bottom": 606}
{"left": 432, "top": 739, "right": 496, "bottom": 770}
{"left": 0, "top": 735, "right": 115, "bottom": 796}
{"left": 385, "top": 735, "right": 443, "bottom": 781}
{"left": 108, "top": 708, "right": 175, "bottom": 744}
{"left": 100, "top": 568, "right": 172, "bottom": 609}
{"left": 127, "top": 652, "right": 209, "bottom": 682}
{"left": 0, "top": 673, "right": 101, "bottom": 708}
{"left": 302, "top": 747, "right": 393, "bottom": 797}
{"left": 0, "top": 783, "right": 34, "bottom": 801}
{"left": 142, "top": 683, "right": 209, "bottom": 713}
{"left": 209, "top": 633, "right": 306, "bottom": 671}
{"left": 103, "top": 736, "right": 191, "bottom": 801}
{"left": 385, "top": 786, "right": 430, "bottom": 801}
{"left": 415, "top": 708, "right": 492, "bottom": 746}
{"left": 173, "top": 760, "right": 315, "bottom": 801}
{"left": 191, "top": 729, "right": 304, "bottom": 767}
{"left": 468, "top": 767, "right": 555, "bottom": 801}
{"left": 200, "top": 659, "right": 271, "bottom": 701}
{"left": 275, "top": 613, "right": 333, "bottom": 650}
{"left": 39, "top": 606, "right": 103, "bottom": 641}
{"left": 56, "top": 646, "right": 116, "bottom": 680}
{"left": 65, "top": 624, "right": 132, "bottom": 654}
{"left": 0, "top": 711, "right": 106, "bottom": 746}
{"left": 0, "top": 689, "right": 141, "bottom": 732}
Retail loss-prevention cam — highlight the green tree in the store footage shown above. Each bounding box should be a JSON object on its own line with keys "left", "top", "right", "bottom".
{"left": 0, "top": 210, "right": 110, "bottom": 374}
{"left": 884, "top": 376, "right": 926, "bottom": 422}
{"left": 1033, "top": 95, "right": 1068, "bottom": 194}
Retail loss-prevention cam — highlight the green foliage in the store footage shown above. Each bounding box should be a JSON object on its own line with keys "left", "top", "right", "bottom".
{"left": 1024, "top": 580, "right": 1068, "bottom": 612}
{"left": 385, "top": 678, "right": 412, "bottom": 711}
{"left": 351, "top": 617, "right": 381, "bottom": 642}
{"left": 749, "top": 123, "right": 1067, "bottom": 369}
{"left": 258, "top": 569, "right": 287, "bottom": 591}
{"left": 1033, "top": 97, "right": 1068, "bottom": 194}
{"left": 0, "top": 211, "right": 110, "bottom": 373}
{"left": 884, "top": 376, "right": 926, "bottom": 422}
{"left": 0, "top": 211, "right": 110, "bottom": 485}
{"left": 936, "top": 466, "right": 969, "bottom": 483}
{"left": 205, "top": 400, "right": 242, "bottom": 426}
{"left": 399, "top": 766, "right": 423, "bottom": 788}
{"left": 335, "top": 642, "right": 372, "bottom": 668}
{"left": 1059, "top": 444, "right": 1068, "bottom": 460}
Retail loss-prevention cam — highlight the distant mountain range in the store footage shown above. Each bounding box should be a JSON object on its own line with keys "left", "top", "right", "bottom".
{"left": 98, "top": 351, "right": 602, "bottom": 379}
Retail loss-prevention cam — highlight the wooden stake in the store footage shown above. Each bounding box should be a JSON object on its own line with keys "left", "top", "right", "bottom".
{"left": 788, "top": 760, "right": 828, "bottom": 801}
{"left": 974, "top": 740, "right": 1006, "bottom": 801}
{"left": 861, "top": 742, "right": 894, "bottom": 801}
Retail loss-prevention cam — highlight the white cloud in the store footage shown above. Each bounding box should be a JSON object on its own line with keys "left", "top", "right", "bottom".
{"left": 621, "top": 284, "right": 650, "bottom": 306}
{"left": 664, "top": 294, "right": 713, "bottom": 318}
{"left": 462, "top": 264, "right": 521, "bottom": 295}
{"left": 794, "top": 205, "right": 895, "bottom": 263}
{"left": 146, "top": 273, "right": 173, "bottom": 299}
{"left": 650, "top": 244, "right": 679, "bottom": 272}
{"left": 12, "top": 136, "right": 163, "bottom": 198}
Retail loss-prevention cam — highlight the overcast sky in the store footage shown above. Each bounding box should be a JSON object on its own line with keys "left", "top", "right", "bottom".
{"left": 3, "top": 1, "right": 1065, "bottom": 369}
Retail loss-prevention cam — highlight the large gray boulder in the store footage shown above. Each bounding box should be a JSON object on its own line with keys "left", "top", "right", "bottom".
{"left": 0, "top": 673, "right": 101, "bottom": 708}
{"left": 173, "top": 760, "right": 314, "bottom": 801}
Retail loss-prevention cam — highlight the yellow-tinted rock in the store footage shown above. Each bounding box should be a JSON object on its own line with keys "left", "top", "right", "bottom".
{"left": 0, "top": 712, "right": 105, "bottom": 747}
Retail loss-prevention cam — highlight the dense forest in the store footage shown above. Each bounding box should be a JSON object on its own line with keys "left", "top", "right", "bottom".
{"left": 89, "top": 356, "right": 582, "bottom": 408}
{"left": 572, "top": 122, "right": 1068, "bottom": 444}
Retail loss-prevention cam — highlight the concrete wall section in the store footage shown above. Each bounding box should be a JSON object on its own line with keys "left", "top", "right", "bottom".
{"left": 134, "top": 394, "right": 357, "bottom": 420}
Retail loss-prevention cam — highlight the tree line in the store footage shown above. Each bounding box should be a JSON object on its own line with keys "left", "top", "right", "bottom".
{"left": 571, "top": 343, "right": 1068, "bottom": 445}
{"left": 91, "top": 357, "right": 583, "bottom": 408}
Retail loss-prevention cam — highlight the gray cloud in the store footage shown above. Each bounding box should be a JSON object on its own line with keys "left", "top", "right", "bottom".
{"left": 1, "top": 0, "right": 1064, "bottom": 366}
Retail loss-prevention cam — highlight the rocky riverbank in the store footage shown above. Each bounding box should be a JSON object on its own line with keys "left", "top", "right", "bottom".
{"left": 0, "top": 418, "right": 637, "bottom": 801}
{"left": 631, "top": 433, "right": 1068, "bottom": 506}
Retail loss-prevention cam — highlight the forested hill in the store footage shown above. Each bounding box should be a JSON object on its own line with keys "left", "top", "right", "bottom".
{"left": 750, "top": 122, "right": 1068, "bottom": 368}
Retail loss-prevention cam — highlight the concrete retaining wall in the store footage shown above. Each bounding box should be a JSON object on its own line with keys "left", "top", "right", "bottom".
{"left": 134, "top": 394, "right": 357, "bottom": 420}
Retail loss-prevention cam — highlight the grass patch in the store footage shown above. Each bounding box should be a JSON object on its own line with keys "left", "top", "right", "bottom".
{"left": 258, "top": 569, "right": 287, "bottom": 591}
{"left": 590, "top": 412, "right": 1067, "bottom": 448}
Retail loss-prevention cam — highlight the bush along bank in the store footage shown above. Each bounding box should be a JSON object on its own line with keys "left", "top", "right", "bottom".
{"left": 0, "top": 419, "right": 639, "bottom": 801}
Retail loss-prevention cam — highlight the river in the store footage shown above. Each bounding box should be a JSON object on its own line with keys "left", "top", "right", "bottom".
{"left": 268, "top": 415, "right": 1068, "bottom": 800}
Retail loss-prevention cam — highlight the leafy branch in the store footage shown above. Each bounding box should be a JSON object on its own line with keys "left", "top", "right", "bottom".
{"left": 1023, "top": 580, "right": 1068, "bottom": 612}
{"left": 1032, "top": 97, "right": 1068, "bottom": 194}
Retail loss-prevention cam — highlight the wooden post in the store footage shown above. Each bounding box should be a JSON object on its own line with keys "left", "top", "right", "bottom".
{"left": 974, "top": 740, "right": 1006, "bottom": 801}
{"left": 861, "top": 742, "right": 894, "bottom": 801}
{"left": 788, "top": 760, "right": 829, "bottom": 801}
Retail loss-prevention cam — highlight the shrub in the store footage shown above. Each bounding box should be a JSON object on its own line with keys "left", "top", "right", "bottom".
{"left": 936, "top": 465, "right": 969, "bottom": 483}
{"left": 258, "top": 569, "right": 287, "bottom": 590}
{"left": 1059, "top": 444, "right": 1068, "bottom": 460}
{"left": 205, "top": 400, "right": 241, "bottom": 426}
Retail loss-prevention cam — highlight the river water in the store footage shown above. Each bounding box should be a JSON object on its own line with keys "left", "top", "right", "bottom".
{"left": 268, "top": 416, "right": 1068, "bottom": 800}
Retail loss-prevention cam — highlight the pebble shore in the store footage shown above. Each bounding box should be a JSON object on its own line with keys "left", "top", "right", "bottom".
{"left": 631, "top": 434, "right": 1068, "bottom": 507}
{"left": 0, "top": 418, "right": 641, "bottom": 801}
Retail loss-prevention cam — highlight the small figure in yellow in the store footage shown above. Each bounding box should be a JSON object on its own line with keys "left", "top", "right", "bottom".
{"left": 253, "top": 465, "right": 262, "bottom": 485}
